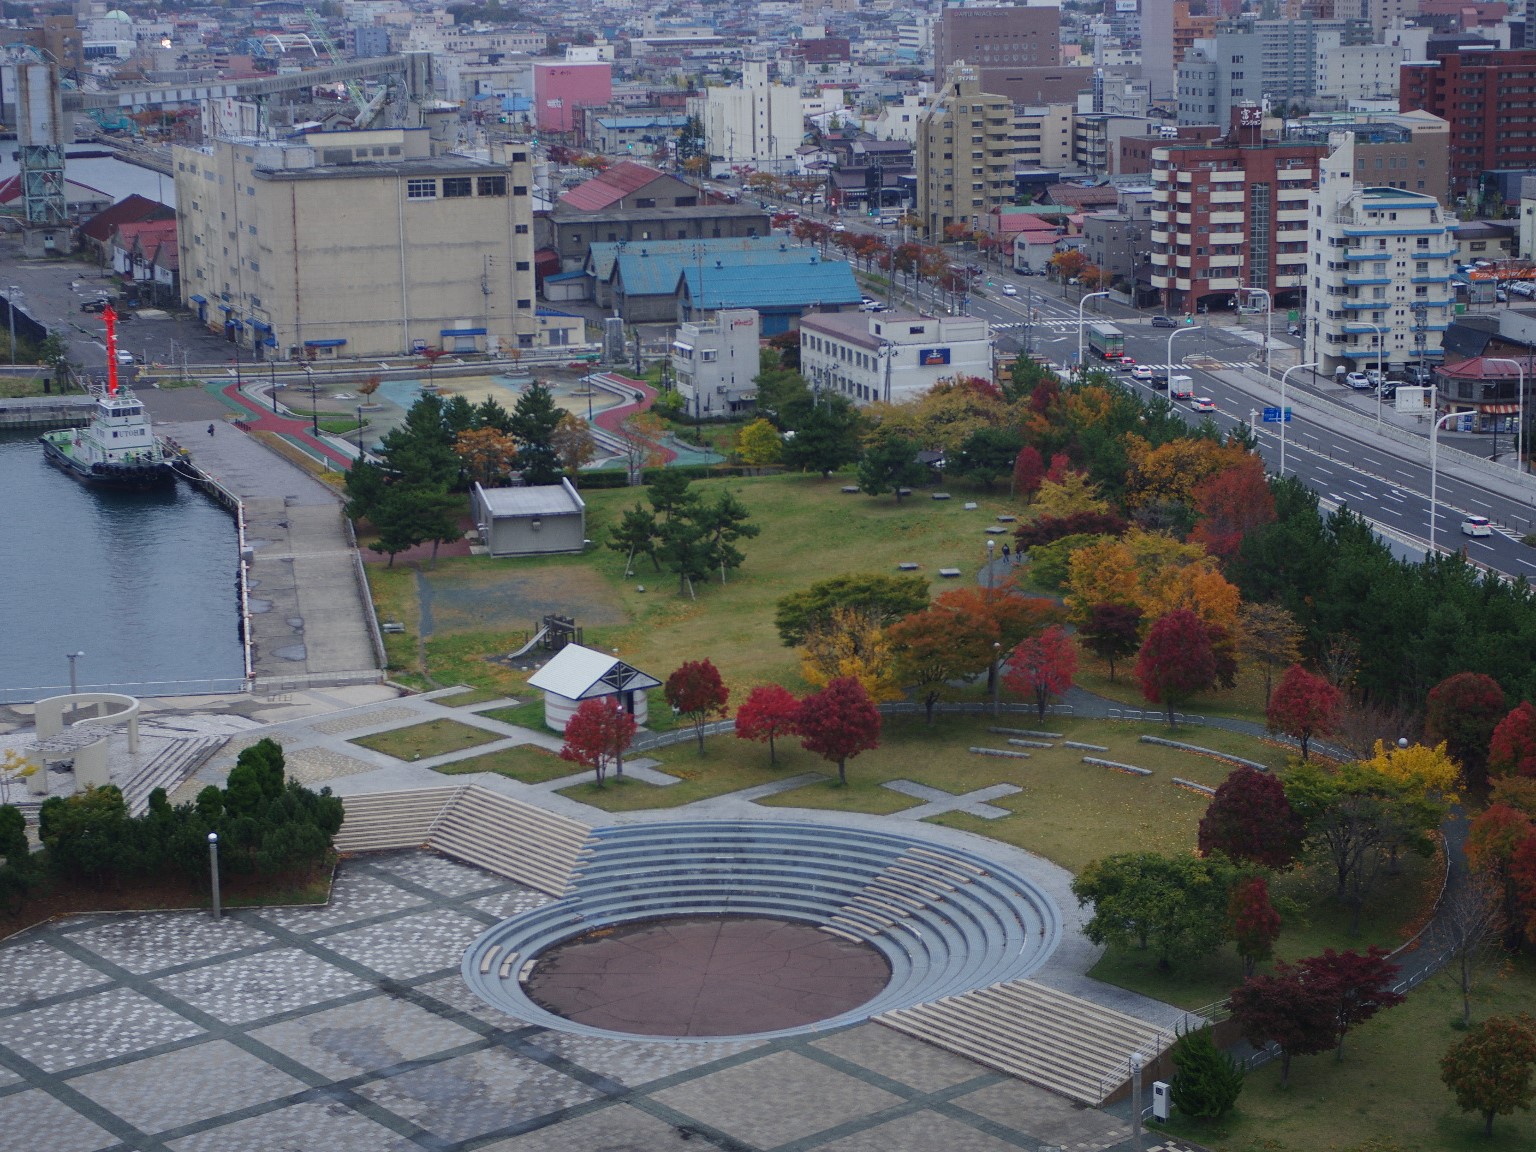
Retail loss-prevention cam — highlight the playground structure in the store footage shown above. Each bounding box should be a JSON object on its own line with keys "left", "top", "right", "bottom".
{"left": 502, "top": 614, "right": 583, "bottom": 663}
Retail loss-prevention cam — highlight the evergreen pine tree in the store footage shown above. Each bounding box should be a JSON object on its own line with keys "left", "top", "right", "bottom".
{"left": 1168, "top": 1025, "right": 1244, "bottom": 1120}
{"left": 510, "top": 381, "right": 563, "bottom": 484}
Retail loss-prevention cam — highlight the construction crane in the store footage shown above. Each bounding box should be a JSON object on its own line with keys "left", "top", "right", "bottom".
{"left": 304, "top": 8, "right": 386, "bottom": 128}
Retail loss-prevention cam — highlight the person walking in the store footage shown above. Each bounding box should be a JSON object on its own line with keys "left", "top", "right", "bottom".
{"left": 207, "top": 423, "right": 215, "bottom": 436}
{"left": 1001, "top": 542, "right": 1011, "bottom": 566}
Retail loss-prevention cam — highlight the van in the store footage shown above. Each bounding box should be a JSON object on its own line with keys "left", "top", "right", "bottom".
{"left": 1169, "top": 374, "right": 1195, "bottom": 399}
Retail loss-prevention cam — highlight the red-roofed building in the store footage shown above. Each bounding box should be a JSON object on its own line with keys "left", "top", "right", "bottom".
{"left": 77, "top": 194, "right": 176, "bottom": 264}
{"left": 111, "top": 218, "right": 180, "bottom": 304}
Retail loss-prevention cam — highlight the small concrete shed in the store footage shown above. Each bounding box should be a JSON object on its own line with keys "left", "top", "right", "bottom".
{"left": 471, "top": 479, "right": 586, "bottom": 557}
{"left": 526, "top": 644, "right": 661, "bottom": 732}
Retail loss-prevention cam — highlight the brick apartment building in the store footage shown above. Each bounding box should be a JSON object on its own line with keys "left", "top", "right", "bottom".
{"left": 1400, "top": 48, "right": 1536, "bottom": 199}
{"left": 1149, "top": 105, "right": 1326, "bottom": 312}
{"left": 934, "top": 5, "right": 1061, "bottom": 70}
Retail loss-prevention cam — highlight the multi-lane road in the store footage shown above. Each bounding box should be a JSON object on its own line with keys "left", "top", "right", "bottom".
{"left": 941, "top": 268, "right": 1536, "bottom": 580}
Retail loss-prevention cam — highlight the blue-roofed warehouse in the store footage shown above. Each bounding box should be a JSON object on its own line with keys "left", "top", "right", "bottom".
{"left": 676, "top": 258, "right": 861, "bottom": 334}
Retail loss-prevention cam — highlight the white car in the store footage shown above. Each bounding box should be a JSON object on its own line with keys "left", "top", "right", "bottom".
{"left": 115, "top": 349, "right": 135, "bottom": 365}
{"left": 1345, "top": 372, "right": 1371, "bottom": 390}
{"left": 1128, "top": 365, "right": 1154, "bottom": 380}
{"left": 1191, "top": 396, "right": 1217, "bottom": 412}
{"left": 1461, "top": 514, "right": 1493, "bottom": 538}
{"left": 1002, "top": 283, "right": 1018, "bottom": 296}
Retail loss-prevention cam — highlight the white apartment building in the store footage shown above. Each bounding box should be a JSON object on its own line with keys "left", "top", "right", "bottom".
{"left": 671, "top": 308, "right": 762, "bottom": 419}
{"left": 688, "top": 61, "right": 804, "bottom": 171}
{"left": 1306, "top": 136, "right": 1453, "bottom": 377}
{"left": 1314, "top": 44, "right": 1404, "bottom": 107}
{"left": 799, "top": 310, "right": 992, "bottom": 406}
{"left": 175, "top": 128, "right": 538, "bottom": 360}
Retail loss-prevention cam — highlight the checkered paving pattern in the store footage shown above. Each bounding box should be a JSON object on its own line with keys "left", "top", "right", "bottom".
{"left": 0, "top": 850, "right": 1146, "bottom": 1152}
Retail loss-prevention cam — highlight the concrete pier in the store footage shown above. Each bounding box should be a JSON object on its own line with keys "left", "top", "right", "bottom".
{"left": 159, "top": 416, "right": 383, "bottom": 692}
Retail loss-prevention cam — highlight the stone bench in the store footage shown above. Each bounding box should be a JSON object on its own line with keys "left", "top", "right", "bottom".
{"left": 985, "top": 526, "right": 1008, "bottom": 534}
{"left": 938, "top": 568, "right": 962, "bottom": 578}
{"left": 842, "top": 485, "right": 860, "bottom": 493}
{"left": 996, "top": 514, "right": 1017, "bottom": 523}
{"left": 1083, "top": 756, "right": 1151, "bottom": 777}
{"left": 970, "top": 746, "right": 1030, "bottom": 759}
{"left": 897, "top": 562, "right": 921, "bottom": 571}
{"left": 1172, "top": 777, "right": 1216, "bottom": 796}
{"left": 1062, "top": 741, "right": 1109, "bottom": 752}
{"left": 932, "top": 492, "right": 952, "bottom": 500}
{"left": 1007, "top": 738, "right": 1053, "bottom": 749}
{"left": 989, "top": 728, "right": 1063, "bottom": 739}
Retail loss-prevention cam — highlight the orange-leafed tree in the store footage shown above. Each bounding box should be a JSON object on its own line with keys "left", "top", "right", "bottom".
{"left": 454, "top": 426, "right": 519, "bottom": 487}
{"left": 887, "top": 604, "right": 998, "bottom": 725}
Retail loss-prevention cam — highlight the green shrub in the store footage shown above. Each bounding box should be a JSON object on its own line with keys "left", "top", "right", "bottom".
{"left": 1169, "top": 1025, "right": 1245, "bottom": 1121}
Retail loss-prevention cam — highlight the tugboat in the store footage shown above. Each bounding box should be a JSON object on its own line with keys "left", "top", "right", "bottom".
{"left": 38, "top": 306, "right": 177, "bottom": 489}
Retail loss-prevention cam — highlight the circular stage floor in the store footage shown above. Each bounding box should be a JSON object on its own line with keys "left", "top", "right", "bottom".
{"left": 524, "top": 915, "right": 892, "bottom": 1037}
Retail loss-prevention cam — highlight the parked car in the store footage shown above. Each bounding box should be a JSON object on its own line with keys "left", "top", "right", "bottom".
{"left": 1017, "top": 265, "right": 1035, "bottom": 276}
{"left": 1288, "top": 324, "right": 1303, "bottom": 337}
{"left": 1462, "top": 514, "right": 1493, "bottom": 538}
{"left": 1365, "top": 368, "right": 1384, "bottom": 386}
{"left": 115, "top": 349, "right": 134, "bottom": 365}
{"left": 80, "top": 298, "right": 108, "bottom": 313}
{"left": 1002, "top": 283, "right": 1018, "bottom": 296}
{"left": 1151, "top": 315, "right": 1178, "bottom": 328}
{"left": 1345, "top": 372, "right": 1372, "bottom": 390}
{"left": 1191, "top": 396, "right": 1217, "bottom": 412}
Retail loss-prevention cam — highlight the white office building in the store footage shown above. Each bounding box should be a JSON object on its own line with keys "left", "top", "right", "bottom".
{"left": 687, "top": 61, "right": 804, "bottom": 170}
{"left": 671, "top": 308, "right": 762, "bottom": 419}
{"left": 1306, "top": 135, "right": 1454, "bottom": 377}
{"left": 799, "top": 310, "right": 992, "bottom": 406}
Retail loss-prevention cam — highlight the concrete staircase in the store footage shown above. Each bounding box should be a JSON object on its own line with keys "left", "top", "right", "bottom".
{"left": 122, "top": 735, "right": 227, "bottom": 816}
{"left": 333, "top": 786, "right": 590, "bottom": 897}
{"left": 878, "top": 978, "right": 1173, "bottom": 1105}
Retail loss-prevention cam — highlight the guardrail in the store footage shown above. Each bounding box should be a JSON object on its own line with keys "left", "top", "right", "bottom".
{"left": 0, "top": 677, "right": 249, "bottom": 705}
{"left": 344, "top": 513, "right": 388, "bottom": 673}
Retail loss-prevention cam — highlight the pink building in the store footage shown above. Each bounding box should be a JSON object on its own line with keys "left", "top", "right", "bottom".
{"left": 532, "top": 62, "right": 613, "bottom": 136}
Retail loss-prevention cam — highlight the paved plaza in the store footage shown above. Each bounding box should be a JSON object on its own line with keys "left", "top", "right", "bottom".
{"left": 0, "top": 687, "right": 1211, "bottom": 1152}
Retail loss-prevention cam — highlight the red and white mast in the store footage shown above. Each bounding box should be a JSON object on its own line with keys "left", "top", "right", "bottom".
{"left": 103, "top": 305, "right": 119, "bottom": 396}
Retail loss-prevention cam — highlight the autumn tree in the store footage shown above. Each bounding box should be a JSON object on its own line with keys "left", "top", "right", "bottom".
{"left": 775, "top": 573, "right": 929, "bottom": 646}
{"left": 1228, "top": 874, "right": 1282, "bottom": 977}
{"left": 737, "top": 418, "right": 783, "bottom": 467}
{"left": 887, "top": 603, "right": 998, "bottom": 725}
{"left": 454, "top": 426, "right": 519, "bottom": 487}
{"left": 1299, "top": 947, "right": 1404, "bottom": 1060}
{"left": 1136, "top": 609, "right": 1219, "bottom": 727}
{"left": 1361, "top": 739, "right": 1462, "bottom": 805}
{"left": 1237, "top": 601, "right": 1303, "bottom": 705}
{"left": 796, "top": 677, "right": 881, "bottom": 785}
{"left": 551, "top": 411, "right": 597, "bottom": 475}
{"left": 558, "top": 698, "right": 637, "bottom": 788}
{"left": 1013, "top": 445, "right": 1045, "bottom": 500}
{"left": 734, "top": 684, "right": 800, "bottom": 766}
{"left": 1004, "top": 625, "right": 1078, "bottom": 721}
{"left": 1490, "top": 701, "right": 1536, "bottom": 779}
{"left": 1441, "top": 1014, "right": 1536, "bottom": 1137}
{"left": 1228, "top": 964, "right": 1338, "bottom": 1087}
{"left": 1436, "top": 869, "right": 1506, "bottom": 1027}
{"left": 1466, "top": 801, "right": 1536, "bottom": 951}
{"left": 1266, "top": 664, "right": 1342, "bottom": 761}
{"left": 1198, "top": 766, "right": 1305, "bottom": 871}
{"left": 664, "top": 659, "right": 729, "bottom": 756}
{"left": 1070, "top": 852, "right": 1234, "bottom": 970}
{"left": 1424, "top": 671, "right": 1507, "bottom": 790}
{"left": 1079, "top": 602, "right": 1142, "bottom": 682}
{"left": 799, "top": 605, "right": 901, "bottom": 699}
{"left": 1190, "top": 454, "right": 1276, "bottom": 560}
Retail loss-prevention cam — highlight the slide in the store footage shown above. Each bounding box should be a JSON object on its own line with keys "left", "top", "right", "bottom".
{"left": 504, "top": 627, "right": 549, "bottom": 661}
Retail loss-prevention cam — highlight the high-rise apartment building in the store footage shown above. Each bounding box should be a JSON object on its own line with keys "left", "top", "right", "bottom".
{"left": 1305, "top": 136, "right": 1453, "bottom": 376}
{"left": 934, "top": 4, "right": 1061, "bottom": 70}
{"left": 687, "top": 60, "right": 804, "bottom": 170}
{"left": 1400, "top": 49, "right": 1536, "bottom": 199}
{"left": 916, "top": 64, "right": 1016, "bottom": 238}
{"left": 1148, "top": 106, "right": 1325, "bottom": 312}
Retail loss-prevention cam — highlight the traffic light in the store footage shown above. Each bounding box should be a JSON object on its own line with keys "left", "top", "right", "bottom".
{"left": 1185, "top": 316, "right": 1195, "bottom": 325}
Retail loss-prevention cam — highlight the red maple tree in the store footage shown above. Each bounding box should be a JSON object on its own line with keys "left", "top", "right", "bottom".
{"left": 1228, "top": 874, "right": 1282, "bottom": 977}
{"left": 558, "top": 698, "right": 638, "bottom": 788}
{"left": 1425, "top": 672, "right": 1507, "bottom": 790}
{"left": 1004, "top": 625, "right": 1078, "bottom": 720}
{"left": 1012, "top": 445, "right": 1045, "bottom": 500}
{"left": 1190, "top": 455, "right": 1277, "bottom": 560}
{"left": 1490, "top": 701, "right": 1536, "bottom": 780}
{"left": 1265, "top": 664, "right": 1342, "bottom": 761}
{"left": 734, "top": 684, "right": 800, "bottom": 766}
{"left": 1135, "top": 609, "right": 1218, "bottom": 727}
{"left": 1468, "top": 802, "right": 1536, "bottom": 950}
{"left": 1197, "top": 765, "right": 1305, "bottom": 870}
{"left": 663, "top": 659, "right": 730, "bottom": 756}
{"left": 796, "top": 676, "right": 881, "bottom": 785}
{"left": 1298, "top": 947, "right": 1404, "bottom": 1060}
{"left": 1228, "top": 963, "right": 1337, "bottom": 1087}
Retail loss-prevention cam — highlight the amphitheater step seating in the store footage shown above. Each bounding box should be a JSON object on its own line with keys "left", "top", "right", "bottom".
{"left": 878, "top": 978, "right": 1172, "bottom": 1106}
{"left": 122, "top": 735, "right": 227, "bottom": 817}
{"left": 459, "top": 820, "right": 1063, "bottom": 1043}
{"left": 334, "top": 788, "right": 460, "bottom": 854}
{"left": 424, "top": 786, "right": 591, "bottom": 896}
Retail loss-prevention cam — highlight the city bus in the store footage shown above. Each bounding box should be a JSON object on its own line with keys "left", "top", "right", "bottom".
{"left": 1086, "top": 322, "right": 1126, "bottom": 360}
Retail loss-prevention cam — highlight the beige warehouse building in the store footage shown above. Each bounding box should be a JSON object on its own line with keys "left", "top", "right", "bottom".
{"left": 174, "top": 128, "right": 539, "bottom": 360}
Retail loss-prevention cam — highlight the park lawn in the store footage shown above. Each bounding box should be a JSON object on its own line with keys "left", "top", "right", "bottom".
{"left": 432, "top": 686, "right": 512, "bottom": 707}
{"left": 429, "top": 743, "right": 572, "bottom": 784}
{"left": 477, "top": 700, "right": 546, "bottom": 728}
{"left": 1074, "top": 650, "right": 1275, "bottom": 725}
{"left": 365, "top": 565, "right": 422, "bottom": 680}
{"left": 1158, "top": 960, "right": 1536, "bottom": 1152}
{"left": 350, "top": 718, "right": 502, "bottom": 760}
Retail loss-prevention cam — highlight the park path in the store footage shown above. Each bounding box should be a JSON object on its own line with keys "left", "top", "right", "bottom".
{"left": 215, "top": 379, "right": 356, "bottom": 469}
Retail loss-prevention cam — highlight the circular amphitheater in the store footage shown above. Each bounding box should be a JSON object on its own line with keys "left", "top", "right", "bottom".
{"left": 459, "top": 818, "right": 1061, "bottom": 1042}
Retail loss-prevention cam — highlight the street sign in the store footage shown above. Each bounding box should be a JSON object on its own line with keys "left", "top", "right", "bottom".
{"left": 1261, "top": 407, "right": 1293, "bottom": 423}
{"left": 1457, "top": 412, "right": 1475, "bottom": 432}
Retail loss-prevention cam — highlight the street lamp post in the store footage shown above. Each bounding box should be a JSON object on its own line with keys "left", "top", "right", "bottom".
{"left": 1428, "top": 408, "right": 1465, "bottom": 555}
{"left": 1278, "top": 362, "right": 1318, "bottom": 478}
{"left": 6, "top": 286, "right": 19, "bottom": 367}
{"left": 268, "top": 361, "right": 278, "bottom": 414}
{"left": 208, "top": 832, "right": 221, "bottom": 920}
{"left": 65, "top": 651, "right": 84, "bottom": 694}
{"left": 1076, "top": 290, "right": 1111, "bottom": 375}
{"left": 1356, "top": 322, "right": 1386, "bottom": 428}
{"left": 355, "top": 405, "right": 365, "bottom": 453}
{"left": 1166, "top": 324, "right": 1204, "bottom": 386}
{"left": 987, "top": 538, "right": 996, "bottom": 589}
{"left": 1486, "top": 357, "right": 1526, "bottom": 473}
{"left": 991, "top": 641, "right": 1002, "bottom": 717}
{"left": 1130, "top": 1054, "right": 1145, "bottom": 1152}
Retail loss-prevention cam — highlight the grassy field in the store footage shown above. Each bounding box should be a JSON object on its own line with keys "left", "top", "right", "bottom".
{"left": 429, "top": 743, "right": 573, "bottom": 784}
{"left": 1156, "top": 960, "right": 1536, "bottom": 1152}
{"left": 350, "top": 718, "right": 501, "bottom": 760}
{"left": 431, "top": 686, "right": 511, "bottom": 707}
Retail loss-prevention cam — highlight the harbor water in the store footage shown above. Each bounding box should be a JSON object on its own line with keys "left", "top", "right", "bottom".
{"left": 0, "top": 431, "right": 243, "bottom": 703}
